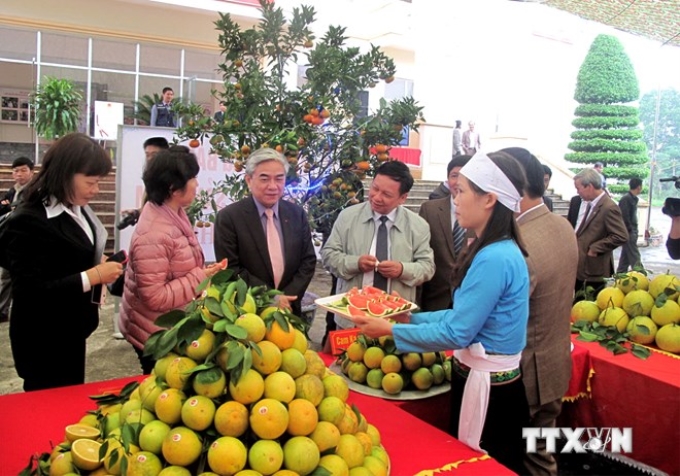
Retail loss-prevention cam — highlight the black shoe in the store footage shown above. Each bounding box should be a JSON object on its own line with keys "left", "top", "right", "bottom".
{"left": 0, "top": 313, "right": 8, "bottom": 323}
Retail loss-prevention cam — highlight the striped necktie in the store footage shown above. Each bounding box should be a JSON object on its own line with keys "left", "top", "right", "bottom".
{"left": 374, "top": 216, "right": 389, "bottom": 291}
{"left": 452, "top": 220, "right": 465, "bottom": 256}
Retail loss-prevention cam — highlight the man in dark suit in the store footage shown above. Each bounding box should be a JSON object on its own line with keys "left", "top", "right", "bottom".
{"left": 0, "top": 156, "right": 34, "bottom": 323}
{"left": 214, "top": 148, "right": 317, "bottom": 316}
{"left": 616, "top": 177, "right": 643, "bottom": 273}
{"left": 566, "top": 194, "right": 581, "bottom": 228}
{"left": 214, "top": 103, "right": 226, "bottom": 123}
{"left": 505, "top": 148, "right": 578, "bottom": 476}
{"left": 418, "top": 155, "right": 470, "bottom": 311}
{"left": 571, "top": 168, "right": 628, "bottom": 296}
{"left": 542, "top": 164, "right": 553, "bottom": 212}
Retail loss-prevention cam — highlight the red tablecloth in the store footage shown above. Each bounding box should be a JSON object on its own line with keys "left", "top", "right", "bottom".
{"left": 0, "top": 375, "right": 513, "bottom": 476}
{"left": 559, "top": 335, "right": 680, "bottom": 475}
{"left": 564, "top": 340, "right": 594, "bottom": 401}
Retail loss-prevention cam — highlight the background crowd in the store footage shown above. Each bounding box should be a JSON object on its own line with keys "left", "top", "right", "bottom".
{"left": 0, "top": 124, "right": 674, "bottom": 475}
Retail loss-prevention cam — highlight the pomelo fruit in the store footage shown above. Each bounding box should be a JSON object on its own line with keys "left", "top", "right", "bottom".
{"left": 598, "top": 307, "right": 629, "bottom": 332}
{"left": 649, "top": 273, "right": 680, "bottom": 300}
{"left": 655, "top": 323, "right": 680, "bottom": 353}
{"left": 622, "top": 290, "right": 654, "bottom": 317}
{"left": 651, "top": 299, "right": 680, "bottom": 326}
{"left": 596, "top": 287, "right": 625, "bottom": 310}
{"left": 626, "top": 316, "right": 658, "bottom": 345}
{"left": 570, "top": 301, "right": 600, "bottom": 323}
{"left": 616, "top": 271, "right": 649, "bottom": 293}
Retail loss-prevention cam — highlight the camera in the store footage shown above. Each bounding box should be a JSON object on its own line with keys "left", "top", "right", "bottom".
{"left": 117, "top": 209, "right": 140, "bottom": 230}
{"left": 660, "top": 176, "right": 680, "bottom": 217}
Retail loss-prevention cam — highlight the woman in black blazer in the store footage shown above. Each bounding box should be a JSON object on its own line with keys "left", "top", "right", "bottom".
{"left": 0, "top": 133, "right": 124, "bottom": 391}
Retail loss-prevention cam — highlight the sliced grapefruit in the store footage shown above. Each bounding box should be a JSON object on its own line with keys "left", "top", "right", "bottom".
{"left": 367, "top": 302, "right": 390, "bottom": 317}
{"left": 348, "top": 305, "right": 369, "bottom": 318}
{"left": 347, "top": 295, "right": 373, "bottom": 310}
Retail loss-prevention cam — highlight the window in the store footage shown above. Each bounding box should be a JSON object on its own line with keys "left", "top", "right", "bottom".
{"left": 0, "top": 90, "right": 30, "bottom": 123}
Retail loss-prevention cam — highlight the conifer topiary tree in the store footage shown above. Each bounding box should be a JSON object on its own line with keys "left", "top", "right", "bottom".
{"left": 565, "top": 34, "right": 648, "bottom": 195}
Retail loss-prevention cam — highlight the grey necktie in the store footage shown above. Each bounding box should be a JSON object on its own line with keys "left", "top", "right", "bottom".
{"left": 452, "top": 220, "right": 465, "bottom": 256}
{"left": 374, "top": 216, "right": 389, "bottom": 291}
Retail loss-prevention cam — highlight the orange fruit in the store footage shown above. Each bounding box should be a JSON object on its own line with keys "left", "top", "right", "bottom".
{"left": 249, "top": 398, "right": 289, "bottom": 439}
{"left": 214, "top": 400, "right": 249, "bottom": 437}
{"left": 265, "top": 321, "right": 296, "bottom": 350}
{"left": 287, "top": 398, "right": 319, "bottom": 436}
{"left": 188, "top": 139, "right": 200, "bottom": 148}
{"left": 162, "top": 426, "right": 202, "bottom": 467}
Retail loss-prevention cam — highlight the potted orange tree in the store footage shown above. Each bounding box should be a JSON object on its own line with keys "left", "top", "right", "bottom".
{"left": 174, "top": 0, "right": 424, "bottom": 233}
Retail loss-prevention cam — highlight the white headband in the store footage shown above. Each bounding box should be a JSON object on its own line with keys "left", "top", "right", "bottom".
{"left": 459, "top": 152, "right": 522, "bottom": 212}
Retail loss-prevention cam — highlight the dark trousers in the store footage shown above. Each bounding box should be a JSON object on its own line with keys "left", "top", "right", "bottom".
{"left": 134, "top": 345, "right": 156, "bottom": 375}
{"left": 574, "top": 279, "right": 606, "bottom": 301}
{"left": 449, "top": 370, "right": 530, "bottom": 475}
{"left": 321, "top": 274, "right": 338, "bottom": 347}
{"left": 616, "top": 231, "right": 642, "bottom": 273}
{"left": 21, "top": 337, "right": 87, "bottom": 392}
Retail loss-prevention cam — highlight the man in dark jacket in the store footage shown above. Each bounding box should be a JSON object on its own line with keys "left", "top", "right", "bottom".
{"left": 617, "top": 178, "right": 643, "bottom": 273}
{"left": 0, "top": 156, "right": 34, "bottom": 322}
{"left": 149, "top": 87, "right": 176, "bottom": 127}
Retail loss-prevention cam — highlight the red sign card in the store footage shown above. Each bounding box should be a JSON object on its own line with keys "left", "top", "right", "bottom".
{"left": 328, "top": 328, "right": 361, "bottom": 355}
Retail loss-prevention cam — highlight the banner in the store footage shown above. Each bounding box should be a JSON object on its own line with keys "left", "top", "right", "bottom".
{"left": 114, "top": 125, "right": 233, "bottom": 262}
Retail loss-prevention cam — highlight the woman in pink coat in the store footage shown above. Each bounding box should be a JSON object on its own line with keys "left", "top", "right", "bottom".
{"left": 120, "top": 146, "right": 223, "bottom": 374}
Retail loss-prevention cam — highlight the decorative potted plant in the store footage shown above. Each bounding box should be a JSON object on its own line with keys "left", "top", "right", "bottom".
{"left": 30, "top": 76, "right": 82, "bottom": 140}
